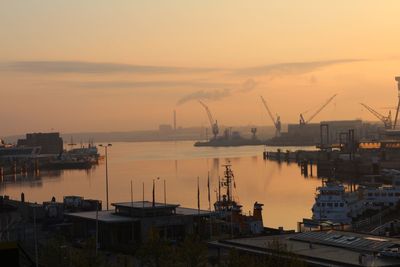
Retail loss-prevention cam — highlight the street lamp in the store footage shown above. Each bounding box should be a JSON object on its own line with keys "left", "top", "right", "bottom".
{"left": 99, "top": 144, "right": 112, "bottom": 210}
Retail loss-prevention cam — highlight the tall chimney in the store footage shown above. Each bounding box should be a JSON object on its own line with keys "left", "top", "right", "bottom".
{"left": 173, "top": 110, "right": 177, "bottom": 131}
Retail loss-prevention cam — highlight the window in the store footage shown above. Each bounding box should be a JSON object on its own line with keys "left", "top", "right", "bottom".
{"left": 334, "top": 203, "right": 338, "bottom": 207}
{"left": 322, "top": 203, "right": 326, "bottom": 207}
{"left": 395, "top": 193, "right": 400, "bottom": 197}
{"left": 317, "top": 203, "right": 320, "bottom": 207}
{"left": 340, "top": 203, "right": 344, "bottom": 207}
{"left": 375, "top": 193, "right": 379, "bottom": 197}
{"left": 389, "top": 193, "right": 394, "bottom": 197}
{"left": 327, "top": 203, "right": 333, "bottom": 207}
{"left": 368, "top": 193, "right": 373, "bottom": 197}
{"left": 381, "top": 193, "right": 387, "bottom": 197}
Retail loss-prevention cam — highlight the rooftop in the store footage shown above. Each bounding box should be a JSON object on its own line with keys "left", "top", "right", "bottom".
{"left": 290, "top": 231, "right": 399, "bottom": 253}
{"left": 175, "top": 207, "right": 213, "bottom": 216}
{"left": 65, "top": 201, "right": 212, "bottom": 223}
{"left": 210, "top": 230, "right": 400, "bottom": 267}
{"left": 65, "top": 210, "right": 137, "bottom": 223}
{"left": 112, "top": 201, "right": 179, "bottom": 210}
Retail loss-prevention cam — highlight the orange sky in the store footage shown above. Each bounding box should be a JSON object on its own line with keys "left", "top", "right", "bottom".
{"left": 1, "top": 1, "right": 400, "bottom": 136}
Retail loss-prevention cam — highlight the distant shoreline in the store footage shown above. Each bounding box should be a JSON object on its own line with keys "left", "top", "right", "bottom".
{"left": 3, "top": 126, "right": 276, "bottom": 145}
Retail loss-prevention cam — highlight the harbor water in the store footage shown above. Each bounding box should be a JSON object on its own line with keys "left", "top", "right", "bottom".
{"left": 0, "top": 141, "right": 320, "bottom": 230}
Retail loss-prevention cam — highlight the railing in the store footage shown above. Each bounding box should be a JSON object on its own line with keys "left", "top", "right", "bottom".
{"left": 352, "top": 208, "right": 393, "bottom": 230}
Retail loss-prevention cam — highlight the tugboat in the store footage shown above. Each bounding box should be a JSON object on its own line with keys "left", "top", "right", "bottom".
{"left": 214, "top": 164, "right": 264, "bottom": 234}
{"left": 311, "top": 180, "right": 365, "bottom": 224}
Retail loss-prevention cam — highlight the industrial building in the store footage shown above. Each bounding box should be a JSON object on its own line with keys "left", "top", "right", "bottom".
{"left": 268, "top": 120, "right": 383, "bottom": 146}
{"left": 17, "top": 132, "right": 63, "bottom": 154}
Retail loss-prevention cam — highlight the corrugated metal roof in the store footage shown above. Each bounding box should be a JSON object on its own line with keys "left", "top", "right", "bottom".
{"left": 290, "top": 231, "right": 399, "bottom": 252}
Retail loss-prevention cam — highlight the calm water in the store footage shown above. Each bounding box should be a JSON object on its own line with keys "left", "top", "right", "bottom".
{"left": 0, "top": 141, "right": 321, "bottom": 230}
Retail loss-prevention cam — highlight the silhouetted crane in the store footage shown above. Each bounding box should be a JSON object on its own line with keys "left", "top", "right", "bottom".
{"left": 360, "top": 103, "right": 392, "bottom": 129}
{"left": 299, "top": 94, "right": 337, "bottom": 125}
{"left": 198, "top": 100, "right": 219, "bottom": 140}
{"left": 260, "top": 96, "right": 281, "bottom": 137}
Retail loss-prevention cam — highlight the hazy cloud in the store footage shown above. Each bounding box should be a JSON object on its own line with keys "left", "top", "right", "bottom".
{"left": 0, "top": 58, "right": 363, "bottom": 76}
{"left": 234, "top": 59, "right": 364, "bottom": 76}
{"left": 177, "top": 88, "right": 232, "bottom": 105}
{"left": 1, "top": 58, "right": 362, "bottom": 106}
{"left": 238, "top": 78, "right": 258, "bottom": 92}
{"left": 176, "top": 78, "right": 258, "bottom": 105}
{"left": 0, "top": 61, "right": 220, "bottom": 74}
{"left": 62, "top": 80, "right": 233, "bottom": 89}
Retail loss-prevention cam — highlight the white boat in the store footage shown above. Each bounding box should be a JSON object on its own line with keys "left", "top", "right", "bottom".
{"left": 363, "top": 175, "right": 400, "bottom": 209}
{"left": 312, "top": 181, "right": 365, "bottom": 224}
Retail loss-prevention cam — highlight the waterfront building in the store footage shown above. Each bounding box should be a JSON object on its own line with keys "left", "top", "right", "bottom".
{"left": 17, "top": 132, "right": 63, "bottom": 155}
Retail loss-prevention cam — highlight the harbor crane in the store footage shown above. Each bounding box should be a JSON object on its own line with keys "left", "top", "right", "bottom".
{"left": 198, "top": 100, "right": 219, "bottom": 140}
{"left": 299, "top": 94, "right": 337, "bottom": 125}
{"left": 260, "top": 96, "right": 281, "bottom": 137}
{"left": 360, "top": 103, "right": 392, "bottom": 129}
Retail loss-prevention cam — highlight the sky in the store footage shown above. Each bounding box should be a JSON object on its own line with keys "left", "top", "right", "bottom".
{"left": 1, "top": 1, "right": 400, "bottom": 136}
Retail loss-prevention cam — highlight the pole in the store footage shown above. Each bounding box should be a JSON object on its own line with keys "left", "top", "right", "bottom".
{"left": 164, "top": 179, "right": 166, "bottom": 206}
{"left": 105, "top": 146, "right": 109, "bottom": 210}
{"left": 142, "top": 182, "right": 145, "bottom": 208}
{"left": 95, "top": 204, "right": 99, "bottom": 255}
{"left": 208, "top": 172, "right": 212, "bottom": 239}
{"left": 131, "top": 180, "right": 133, "bottom": 207}
{"left": 197, "top": 176, "right": 200, "bottom": 214}
{"left": 208, "top": 172, "right": 211, "bottom": 211}
{"left": 33, "top": 206, "right": 38, "bottom": 267}
{"left": 152, "top": 179, "right": 155, "bottom": 207}
{"left": 230, "top": 207, "right": 234, "bottom": 238}
{"left": 218, "top": 176, "right": 221, "bottom": 202}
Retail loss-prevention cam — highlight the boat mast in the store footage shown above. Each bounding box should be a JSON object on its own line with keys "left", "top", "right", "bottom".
{"left": 222, "top": 164, "right": 234, "bottom": 202}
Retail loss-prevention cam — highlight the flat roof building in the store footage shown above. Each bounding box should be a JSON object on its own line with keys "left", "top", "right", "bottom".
{"left": 65, "top": 201, "right": 213, "bottom": 250}
{"left": 209, "top": 230, "right": 400, "bottom": 266}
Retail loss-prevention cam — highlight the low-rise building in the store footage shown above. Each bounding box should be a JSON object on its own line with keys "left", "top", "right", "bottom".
{"left": 65, "top": 201, "right": 212, "bottom": 250}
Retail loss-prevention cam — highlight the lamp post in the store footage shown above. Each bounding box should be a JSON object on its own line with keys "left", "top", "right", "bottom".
{"left": 99, "top": 144, "right": 112, "bottom": 210}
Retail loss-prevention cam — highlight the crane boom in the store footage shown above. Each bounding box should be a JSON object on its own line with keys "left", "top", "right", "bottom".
{"left": 306, "top": 94, "right": 337, "bottom": 124}
{"left": 198, "top": 100, "right": 219, "bottom": 139}
{"left": 260, "top": 96, "right": 281, "bottom": 137}
{"left": 360, "top": 103, "right": 392, "bottom": 129}
{"left": 260, "top": 96, "right": 276, "bottom": 127}
{"left": 198, "top": 100, "right": 214, "bottom": 127}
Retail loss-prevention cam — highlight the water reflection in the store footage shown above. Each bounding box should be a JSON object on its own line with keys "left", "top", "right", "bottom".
{"left": 0, "top": 142, "right": 322, "bottom": 230}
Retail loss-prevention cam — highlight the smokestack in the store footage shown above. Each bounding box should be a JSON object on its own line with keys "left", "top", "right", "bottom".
{"left": 173, "top": 110, "right": 177, "bottom": 131}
